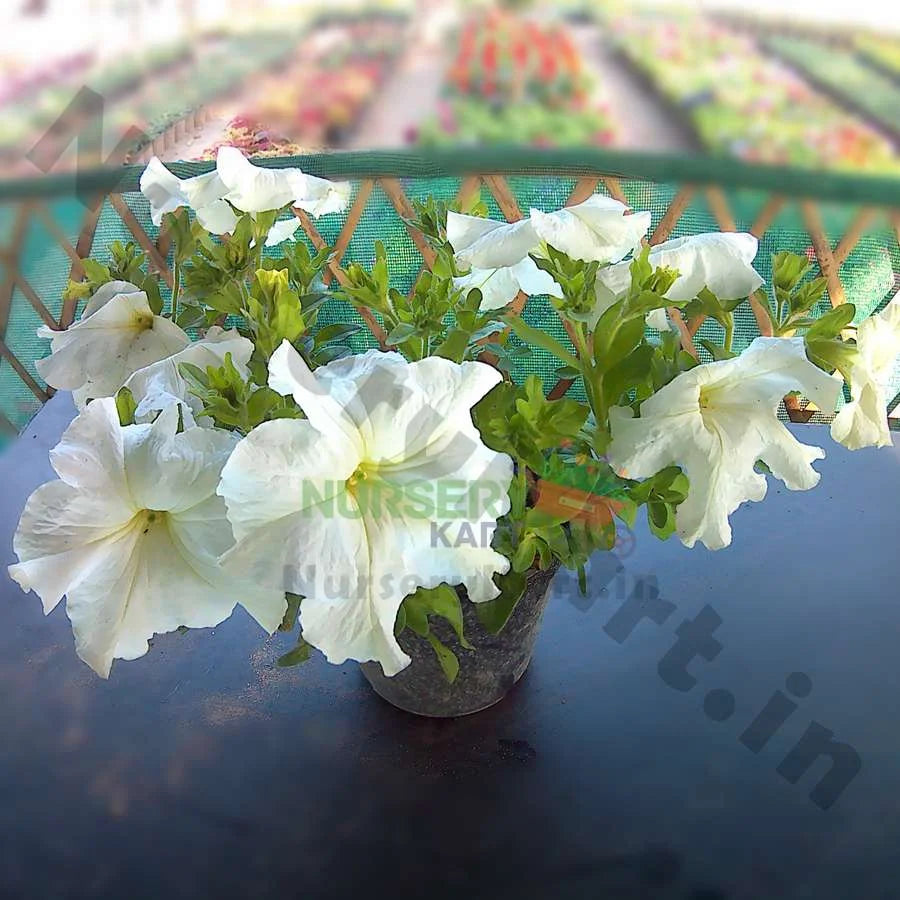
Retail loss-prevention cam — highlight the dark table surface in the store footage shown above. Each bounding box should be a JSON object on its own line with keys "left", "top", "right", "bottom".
{"left": 1, "top": 394, "right": 898, "bottom": 900}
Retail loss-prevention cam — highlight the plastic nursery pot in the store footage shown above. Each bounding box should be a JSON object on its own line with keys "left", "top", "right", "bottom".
{"left": 360, "top": 562, "right": 561, "bottom": 718}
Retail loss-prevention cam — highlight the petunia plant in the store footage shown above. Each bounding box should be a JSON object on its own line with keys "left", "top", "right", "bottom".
{"left": 9, "top": 152, "right": 900, "bottom": 686}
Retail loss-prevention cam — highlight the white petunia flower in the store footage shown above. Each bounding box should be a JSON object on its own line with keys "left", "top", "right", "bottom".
{"left": 831, "top": 292, "right": 900, "bottom": 449}
{"left": 36, "top": 281, "right": 190, "bottom": 409}
{"left": 124, "top": 326, "right": 255, "bottom": 426}
{"left": 593, "top": 232, "right": 765, "bottom": 331}
{"left": 139, "top": 154, "right": 351, "bottom": 244}
{"left": 217, "top": 343, "right": 513, "bottom": 677}
{"left": 139, "top": 156, "right": 240, "bottom": 234}
{"left": 8, "top": 400, "right": 286, "bottom": 678}
{"left": 263, "top": 216, "right": 302, "bottom": 247}
{"left": 529, "top": 194, "right": 651, "bottom": 265}
{"left": 215, "top": 146, "right": 352, "bottom": 216}
{"left": 607, "top": 337, "right": 842, "bottom": 550}
{"left": 447, "top": 211, "right": 562, "bottom": 310}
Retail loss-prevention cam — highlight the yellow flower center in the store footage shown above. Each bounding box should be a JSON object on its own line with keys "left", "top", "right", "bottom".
{"left": 346, "top": 463, "right": 374, "bottom": 494}
{"left": 699, "top": 387, "right": 712, "bottom": 410}
{"left": 137, "top": 509, "right": 167, "bottom": 535}
{"left": 131, "top": 310, "right": 155, "bottom": 332}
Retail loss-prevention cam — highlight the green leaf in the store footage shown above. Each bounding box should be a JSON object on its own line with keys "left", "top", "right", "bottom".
{"left": 114, "top": 386, "right": 137, "bottom": 426}
{"left": 805, "top": 303, "right": 856, "bottom": 341}
{"left": 698, "top": 338, "right": 736, "bottom": 361}
{"left": 386, "top": 322, "right": 418, "bottom": 345}
{"left": 425, "top": 631, "right": 460, "bottom": 683}
{"left": 245, "top": 386, "right": 280, "bottom": 423}
{"left": 175, "top": 304, "right": 205, "bottom": 329}
{"left": 277, "top": 639, "right": 311, "bottom": 667}
{"left": 433, "top": 327, "right": 471, "bottom": 363}
{"left": 426, "top": 584, "right": 473, "bottom": 650}
{"left": 82, "top": 258, "right": 111, "bottom": 283}
{"left": 314, "top": 323, "right": 360, "bottom": 345}
{"left": 279, "top": 593, "right": 302, "bottom": 632}
{"left": 475, "top": 569, "right": 527, "bottom": 634}
{"left": 772, "top": 251, "right": 812, "bottom": 294}
{"left": 600, "top": 343, "right": 655, "bottom": 403}
{"left": 647, "top": 500, "right": 676, "bottom": 540}
{"left": 144, "top": 278, "right": 164, "bottom": 316}
{"left": 393, "top": 604, "right": 407, "bottom": 636}
{"left": 504, "top": 315, "right": 580, "bottom": 369}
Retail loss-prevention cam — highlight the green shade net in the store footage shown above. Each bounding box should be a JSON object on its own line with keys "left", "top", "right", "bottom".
{"left": 2, "top": 160, "right": 899, "bottom": 448}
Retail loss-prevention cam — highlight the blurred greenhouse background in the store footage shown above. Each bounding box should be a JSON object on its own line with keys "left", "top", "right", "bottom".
{"left": 3, "top": 0, "right": 900, "bottom": 175}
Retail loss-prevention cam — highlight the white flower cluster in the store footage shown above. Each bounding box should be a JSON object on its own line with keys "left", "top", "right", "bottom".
{"left": 8, "top": 158, "right": 900, "bottom": 679}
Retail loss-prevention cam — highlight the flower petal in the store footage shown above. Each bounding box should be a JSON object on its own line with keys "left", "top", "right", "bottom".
{"left": 65, "top": 514, "right": 244, "bottom": 678}
{"left": 292, "top": 177, "right": 352, "bottom": 217}
{"left": 446, "top": 210, "right": 508, "bottom": 252}
{"left": 264, "top": 216, "right": 301, "bottom": 247}
{"left": 81, "top": 280, "right": 142, "bottom": 319}
{"left": 216, "top": 146, "right": 307, "bottom": 213}
{"left": 168, "top": 496, "right": 287, "bottom": 634}
{"left": 9, "top": 398, "right": 283, "bottom": 678}
{"left": 223, "top": 350, "right": 513, "bottom": 676}
{"left": 608, "top": 337, "right": 840, "bottom": 549}
{"left": 448, "top": 214, "right": 539, "bottom": 269}
{"left": 453, "top": 266, "right": 521, "bottom": 310}
{"left": 218, "top": 416, "right": 359, "bottom": 543}
{"left": 194, "top": 198, "right": 240, "bottom": 235}
{"left": 8, "top": 479, "right": 136, "bottom": 614}
{"left": 179, "top": 169, "right": 229, "bottom": 210}
{"left": 139, "top": 157, "right": 188, "bottom": 226}
{"left": 831, "top": 294, "right": 900, "bottom": 450}
{"left": 36, "top": 291, "right": 190, "bottom": 402}
{"left": 123, "top": 404, "right": 238, "bottom": 515}
{"left": 510, "top": 256, "right": 564, "bottom": 299}
{"left": 646, "top": 307, "right": 671, "bottom": 332}
{"left": 597, "top": 232, "right": 764, "bottom": 306}
{"left": 48, "top": 397, "right": 131, "bottom": 495}
{"left": 530, "top": 196, "right": 650, "bottom": 264}
{"left": 125, "top": 327, "right": 253, "bottom": 424}
{"left": 267, "top": 340, "right": 370, "bottom": 458}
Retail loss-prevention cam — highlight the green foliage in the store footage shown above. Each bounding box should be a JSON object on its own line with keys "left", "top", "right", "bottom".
{"left": 803, "top": 303, "right": 859, "bottom": 383}
{"left": 340, "top": 240, "right": 392, "bottom": 316}
{"left": 770, "top": 251, "right": 829, "bottom": 336}
{"left": 179, "top": 352, "right": 303, "bottom": 434}
{"left": 531, "top": 244, "right": 601, "bottom": 322}
{"left": 279, "top": 593, "right": 303, "bottom": 633}
{"left": 623, "top": 466, "right": 690, "bottom": 541}
{"left": 277, "top": 637, "right": 312, "bottom": 667}
{"left": 64, "top": 241, "right": 163, "bottom": 315}
{"left": 398, "top": 583, "right": 474, "bottom": 683}
{"left": 473, "top": 377, "right": 588, "bottom": 472}
{"left": 406, "top": 192, "right": 489, "bottom": 256}
{"left": 340, "top": 240, "right": 505, "bottom": 363}
{"left": 115, "top": 386, "right": 137, "bottom": 426}
{"left": 272, "top": 241, "right": 333, "bottom": 295}
{"left": 181, "top": 215, "right": 260, "bottom": 320}
{"left": 244, "top": 268, "right": 306, "bottom": 360}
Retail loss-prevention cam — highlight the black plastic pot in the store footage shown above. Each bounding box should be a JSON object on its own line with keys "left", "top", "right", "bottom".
{"left": 360, "top": 563, "right": 560, "bottom": 717}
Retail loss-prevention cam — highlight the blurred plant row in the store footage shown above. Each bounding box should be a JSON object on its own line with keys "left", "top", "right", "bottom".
{"left": 1, "top": 31, "right": 302, "bottom": 174}
{"left": 606, "top": 13, "right": 900, "bottom": 174}
{"left": 209, "top": 17, "right": 406, "bottom": 153}
{"left": 417, "top": 8, "right": 616, "bottom": 148}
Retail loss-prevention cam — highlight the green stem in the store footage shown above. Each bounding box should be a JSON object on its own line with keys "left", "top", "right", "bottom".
{"left": 512, "top": 457, "right": 528, "bottom": 521}
{"left": 723, "top": 313, "right": 734, "bottom": 353}
{"left": 171, "top": 256, "right": 181, "bottom": 323}
{"left": 569, "top": 318, "right": 607, "bottom": 445}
